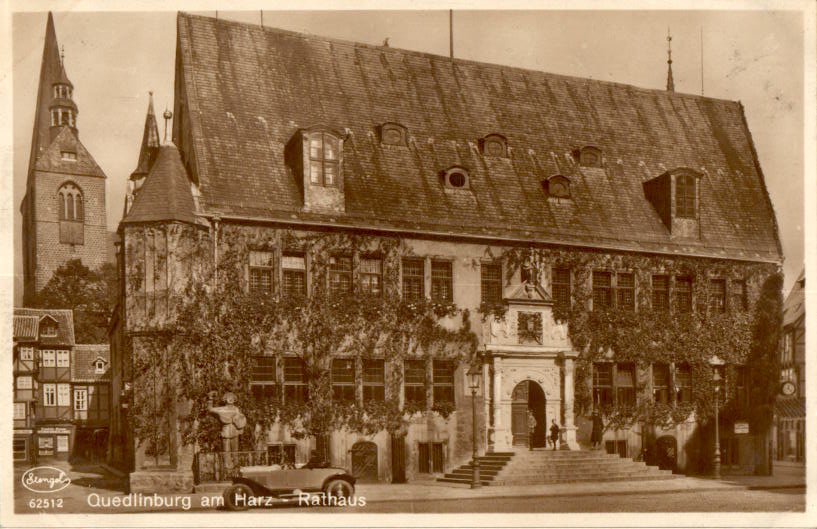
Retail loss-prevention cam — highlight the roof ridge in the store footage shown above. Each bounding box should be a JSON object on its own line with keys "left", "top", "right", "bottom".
{"left": 179, "top": 12, "right": 738, "bottom": 105}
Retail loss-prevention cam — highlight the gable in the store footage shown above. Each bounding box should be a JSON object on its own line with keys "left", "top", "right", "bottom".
{"left": 175, "top": 13, "right": 782, "bottom": 263}
{"left": 34, "top": 126, "right": 106, "bottom": 178}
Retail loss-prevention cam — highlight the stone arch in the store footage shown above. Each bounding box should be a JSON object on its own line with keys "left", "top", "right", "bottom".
{"left": 57, "top": 181, "right": 84, "bottom": 222}
{"left": 503, "top": 368, "right": 559, "bottom": 402}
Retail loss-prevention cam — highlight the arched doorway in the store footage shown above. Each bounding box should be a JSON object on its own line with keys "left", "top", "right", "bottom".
{"left": 351, "top": 441, "right": 378, "bottom": 482}
{"left": 511, "top": 380, "right": 547, "bottom": 448}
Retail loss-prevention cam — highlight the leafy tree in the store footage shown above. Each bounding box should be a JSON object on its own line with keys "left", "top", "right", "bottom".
{"left": 31, "top": 259, "right": 118, "bottom": 343}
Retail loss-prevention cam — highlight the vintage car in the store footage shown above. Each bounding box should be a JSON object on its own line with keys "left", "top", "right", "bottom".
{"left": 222, "top": 459, "right": 356, "bottom": 510}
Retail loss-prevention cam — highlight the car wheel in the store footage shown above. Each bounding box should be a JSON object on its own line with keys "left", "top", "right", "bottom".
{"left": 323, "top": 478, "right": 354, "bottom": 499}
{"left": 223, "top": 483, "right": 253, "bottom": 511}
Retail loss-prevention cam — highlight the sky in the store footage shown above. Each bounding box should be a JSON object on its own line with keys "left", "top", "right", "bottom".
{"left": 9, "top": 7, "right": 808, "bottom": 303}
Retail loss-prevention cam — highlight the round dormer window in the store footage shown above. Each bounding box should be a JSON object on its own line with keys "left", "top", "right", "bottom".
{"left": 443, "top": 167, "right": 470, "bottom": 189}
{"left": 481, "top": 134, "right": 508, "bottom": 157}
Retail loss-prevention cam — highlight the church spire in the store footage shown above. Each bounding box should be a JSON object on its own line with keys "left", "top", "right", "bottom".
{"left": 131, "top": 91, "right": 161, "bottom": 181}
{"left": 666, "top": 28, "right": 675, "bottom": 92}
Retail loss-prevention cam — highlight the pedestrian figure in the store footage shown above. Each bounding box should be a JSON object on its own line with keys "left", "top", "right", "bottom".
{"left": 549, "top": 419, "right": 560, "bottom": 451}
{"left": 527, "top": 410, "right": 537, "bottom": 450}
{"left": 591, "top": 410, "right": 604, "bottom": 450}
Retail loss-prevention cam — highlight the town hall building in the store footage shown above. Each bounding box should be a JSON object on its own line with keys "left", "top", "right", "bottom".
{"left": 110, "top": 13, "right": 782, "bottom": 492}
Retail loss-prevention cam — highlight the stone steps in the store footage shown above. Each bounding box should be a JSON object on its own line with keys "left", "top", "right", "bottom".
{"left": 438, "top": 450, "right": 676, "bottom": 487}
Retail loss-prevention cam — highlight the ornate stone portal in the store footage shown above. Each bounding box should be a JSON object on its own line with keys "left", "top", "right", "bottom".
{"left": 482, "top": 281, "right": 579, "bottom": 452}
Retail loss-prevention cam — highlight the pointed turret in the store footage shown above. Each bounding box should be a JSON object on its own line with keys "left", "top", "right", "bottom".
{"left": 125, "top": 93, "right": 161, "bottom": 215}
{"left": 666, "top": 28, "right": 675, "bottom": 92}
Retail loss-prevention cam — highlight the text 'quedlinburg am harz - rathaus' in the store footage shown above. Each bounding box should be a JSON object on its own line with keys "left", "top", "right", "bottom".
{"left": 104, "top": 13, "right": 782, "bottom": 493}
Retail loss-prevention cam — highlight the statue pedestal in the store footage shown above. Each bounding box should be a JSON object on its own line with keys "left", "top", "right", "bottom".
{"left": 564, "top": 426, "right": 580, "bottom": 450}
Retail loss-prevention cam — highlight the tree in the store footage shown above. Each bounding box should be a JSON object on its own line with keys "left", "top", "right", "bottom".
{"left": 31, "top": 259, "right": 118, "bottom": 343}
{"left": 746, "top": 272, "right": 784, "bottom": 474}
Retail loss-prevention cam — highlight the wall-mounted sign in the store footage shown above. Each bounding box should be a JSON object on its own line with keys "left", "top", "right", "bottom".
{"left": 734, "top": 422, "right": 749, "bottom": 434}
{"left": 38, "top": 427, "right": 70, "bottom": 434}
{"left": 781, "top": 381, "right": 797, "bottom": 397}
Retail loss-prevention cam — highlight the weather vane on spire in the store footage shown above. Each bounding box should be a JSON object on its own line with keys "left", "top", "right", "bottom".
{"left": 666, "top": 28, "right": 675, "bottom": 92}
{"left": 60, "top": 44, "right": 65, "bottom": 65}
{"left": 163, "top": 106, "right": 173, "bottom": 144}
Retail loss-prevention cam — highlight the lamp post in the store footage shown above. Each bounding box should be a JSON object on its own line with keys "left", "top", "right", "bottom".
{"left": 466, "top": 364, "right": 482, "bottom": 489}
{"left": 710, "top": 355, "right": 725, "bottom": 479}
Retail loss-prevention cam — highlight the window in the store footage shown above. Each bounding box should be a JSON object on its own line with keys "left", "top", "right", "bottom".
{"left": 56, "top": 350, "right": 69, "bottom": 367}
{"left": 51, "top": 108, "right": 75, "bottom": 127}
{"left": 616, "top": 273, "right": 635, "bottom": 311}
{"left": 14, "top": 402, "right": 27, "bottom": 420}
{"left": 404, "top": 359, "right": 426, "bottom": 407}
{"left": 58, "top": 183, "right": 83, "bottom": 246}
{"left": 74, "top": 387, "right": 88, "bottom": 411}
{"left": 268, "top": 443, "right": 296, "bottom": 466}
{"left": 380, "top": 123, "right": 407, "bottom": 146}
{"left": 283, "top": 357, "right": 308, "bottom": 403}
{"left": 95, "top": 359, "right": 106, "bottom": 373}
{"left": 57, "top": 383, "right": 70, "bottom": 406}
{"left": 57, "top": 435, "right": 69, "bottom": 453}
{"left": 481, "top": 134, "right": 507, "bottom": 157}
{"left": 251, "top": 356, "right": 278, "bottom": 402}
{"left": 328, "top": 255, "right": 352, "bottom": 296}
{"left": 432, "top": 360, "right": 455, "bottom": 405}
{"left": 545, "top": 175, "right": 571, "bottom": 198}
{"left": 61, "top": 151, "right": 77, "bottom": 161}
{"left": 592, "top": 271, "right": 613, "bottom": 311}
{"left": 43, "top": 384, "right": 56, "bottom": 407}
{"left": 431, "top": 261, "right": 453, "bottom": 303}
{"left": 481, "top": 262, "right": 503, "bottom": 305}
{"left": 709, "top": 279, "right": 726, "bottom": 313}
{"left": 41, "top": 350, "right": 56, "bottom": 366}
{"left": 359, "top": 257, "right": 382, "bottom": 296}
{"left": 41, "top": 320, "right": 58, "bottom": 337}
{"left": 249, "top": 250, "right": 274, "bottom": 294}
{"left": 16, "top": 376, "right": 32, "bottom": 390}
{"left": 418, "top": 442, "right": 444, "bottom": 473}
{"left": 19, "top": 347, "right": 34, "bottom": 361}
{"left": 782, "top": 331, "right": 794, "bottom": 364}
{"left": 282, "top": 254, "right": 306, "bottom": 299}
{"left": 675, "top": 276, "right": 692, "bottom": 313}
{"left": 39, "top": 436, "right": 54, "bottom": 455}
{"left": 331, "top": 358, "right": 356, "bottom": 403}
{"left": 308, "top": 132, "right": 339, "bottom": 186}
{"left": 676, "top": 174, "right": 696, "bottom": 218}
{"left": 363, "top": 359, "right": 385, "bottom": 402}
{"left": 402, "top": 258, "right": 424, "bottom": 301}
{"left": 552, "top": 268, "right": 571, "bottom": 308}
{"left": 592, "top": 363, "right": 613, "bottom": 407}
{"left": 616, "top": 363, "right": 636, "bottom": 407}
{"left": 731, "top": 280, "right": 748, "bottom": 312}
{"left": 443, "top": 167, "right": 469, "bottom": 189}
{"left": 54, "top": 84, "right": 72, "bottom": 99}
{"left": 675, "top": 363, "right": 692, "bottom": 403}
{"left": 652, "top": 275, "right": 669, "bottom": 312}
{"left": 577, "top": 146, "right": 602, "bottom": 168}
{"left": 653, "top": 364, "right": 670, "bottom": 404}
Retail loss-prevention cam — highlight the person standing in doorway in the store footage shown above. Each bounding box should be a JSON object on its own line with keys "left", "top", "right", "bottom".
{"left": 527, "top": 409, "right": 537, "bottom": 450}
{"left": 591, "top": 410, "right": 604, "bottom": 450}
{"left": 549, "top": 419, "right": 560, "bottom": 451}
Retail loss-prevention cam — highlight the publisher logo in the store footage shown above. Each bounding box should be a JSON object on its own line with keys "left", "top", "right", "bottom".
{"left": 22, "top": 467, "right": 71, "bottom": 493}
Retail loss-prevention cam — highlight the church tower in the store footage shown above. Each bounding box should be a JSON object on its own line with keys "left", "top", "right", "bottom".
{"left": 21, "top": 12, "right": 108, "bottom": 305}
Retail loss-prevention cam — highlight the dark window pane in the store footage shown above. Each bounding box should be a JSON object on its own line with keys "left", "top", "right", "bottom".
{"left": 653, "top": 363, "right": 670, "bottom": 404}
{"left": 360, "top": 258, "right": 382, "bottom": 296}
{"left": 731, "top": 280, "right": 748, "bottom": 312}
{"left": 363, "top": 359, "right": 385, "bottom": 402}
{"left": 709, "top": 279, "right": 726, "bottom": 313}
{"left": 332, "top": 358, "right": 355, "bottom": 403}
{"left": 432, "top": 360, "right": 455, "bottom": 405}
{"left": 282, "top": 254, "right": 306, "bottom": 299}
{"left": 593, "top": 363, "right": 613, "bottom": 407}
{"left": 592, "top": 271, "right": 613, "bottom": 311}
{"left": 676, "top": 174, "right": 696, "bottom": 217}
{"left": 552, "top": 268, "right": 571, "bottom": 308}
{"left": 481, "top": 263, "right": 502, "bottom": 304}
{"left": 675, "top": 363, "right": 692, "bottom": 403}
{"left": 675, "top": 276, "right": 692, "bottom": 313}
{"left": 652, "top": 275, "right": 669, "bottom": 312}
{"left": 329, "top": 256, "right": 352, "bottom": 296}
{"left": 252, "top": 356, "right": 276, "bottom": 382}
{"left": 616, "top": 273, "right": 635, "bottom": 311}
{"left": 402, "top": 259, "right": 424, "bottom": 301}
{"left": 431, "top": 261, "right": 453, "bottom": 303}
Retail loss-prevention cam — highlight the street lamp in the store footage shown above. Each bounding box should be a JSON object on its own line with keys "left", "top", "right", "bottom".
{"left": 466, "top": 363, "right": 482, "bottom": 489}
{"left": 710, "top": 355, "right": 725, "bottom": 479}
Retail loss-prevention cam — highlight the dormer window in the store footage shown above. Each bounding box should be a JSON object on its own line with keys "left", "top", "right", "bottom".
{"left": 543, "top": 174, "right": 571, "bottom": 199}
{"left": 574, "top": 145, "right": 602, "bottom": 168}
{"left": 676, "top": 174, "right": 696, "bottom": 218}
{"left": 94, "top": 359, "right": 107, "bottom": 374}
{"left": 308, "top": 132, "right": 339, "bottom": 186}
{"left": 443, "top": 166, "right": 470, "bottom": 189}
{"left": 480, "top": 134, "right": 508, "bottom": 157}
{"left": 379, "top": 123, "right": 407, "bottom": 146}
{"left": 40, "top": 317, "right": 58, "bottom": 337}
{"left": 61, "top": 151, "right": 77, "bottom": 161}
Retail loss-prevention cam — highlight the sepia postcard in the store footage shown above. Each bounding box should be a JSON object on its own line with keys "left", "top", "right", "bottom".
{"left": 1, "top": 0, "right": 814, "bottom": 527}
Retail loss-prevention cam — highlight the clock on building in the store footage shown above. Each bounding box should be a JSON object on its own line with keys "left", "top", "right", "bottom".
{"left": 781, "top": 380, "right": 797, "bottom": 397}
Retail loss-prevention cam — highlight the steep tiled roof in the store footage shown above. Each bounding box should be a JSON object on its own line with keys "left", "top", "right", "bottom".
{"left": 783, "top": 268, "right": 804, "bottom": 328}
{"left": 123, "top": 144, "right": 197, "bottom": 224}
{"left": 175, "top": 13, "right": 781, "bottom": 262}
{"left": 13, "top": 315, "right": 39, "bottom": 341}
{"left": 71, "top": 344, "right": 111, "bottom": 382}
{"left": 14, "top": 308, "right": 75, "bottom": 346}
